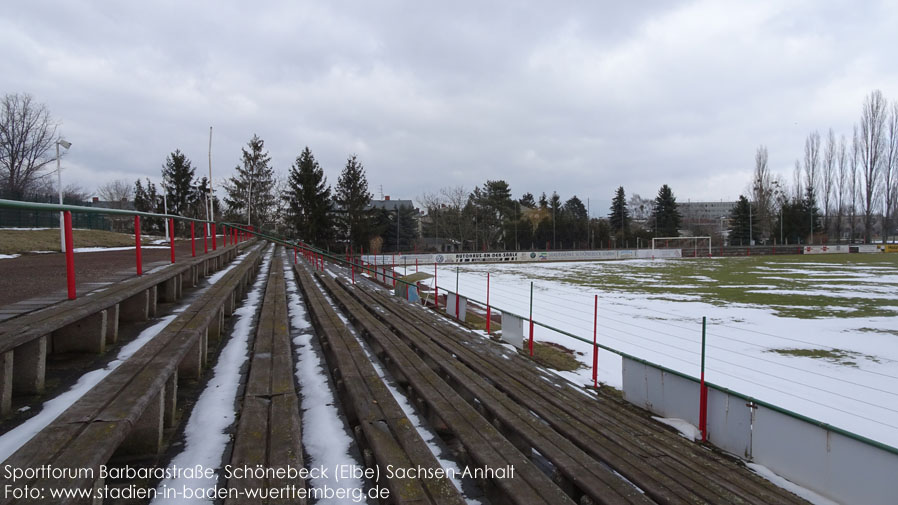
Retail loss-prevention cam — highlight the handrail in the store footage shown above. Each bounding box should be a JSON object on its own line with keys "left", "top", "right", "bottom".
{"left": 0, "top": 198, "right": 212, "bottom": 224}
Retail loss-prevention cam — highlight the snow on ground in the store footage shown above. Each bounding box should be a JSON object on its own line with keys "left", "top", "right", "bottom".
{"left": 0, "top": 313, "right": 177, "bottom": 462}
{"left": 282, "top": 254, "right": 366, "bottom": 503}
{"left": 652, "top": 417, "right": 702, "bottom": 442}
{"left": 0, "top": 254, "right": 20, "bottom": 260}
{"left": 151, "top": 248, "right": 272, "bottom": 504}
{"left": 427, "top": 258, "right": 898, "bottom": 448}
{"left": 313, "top": 271, "right": 483, "bottom": 504}
{"left": 747, "top": 463, "right": 840, "bottom": 505}
{"left": 72, "top": 245, "right": 169, "bottom": 253}
{"left": 0, "top": 246, "right": 259, "bottom": 464}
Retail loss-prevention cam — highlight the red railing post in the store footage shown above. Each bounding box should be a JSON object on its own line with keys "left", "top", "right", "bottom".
{"left": 64, "top": 211, "right": 76, "bottom": 299}
{"left": 203, "top": 222, "right": 208, "bottom": 254}
{"left": 212, "top": 223, "right": 217, "bottom": 250}
{"left": 169, "top": 218, "right": 175, "bottom": 263}
{"left": 294, "top": 247, "right": 297, "bottom": 264}
{"left": 190, "top": 221, "right": 196, "bottom": 257}
{"left": 434, "top": 263, "right": 438, "bottom": 309}
{"left": 415, "top": 258, "right": 418, "bottom": 273}
{"left": 486, "top": 272, "right": 491, "bottom": 334}
{"left": 699, "top": 316, "right": 709, "bottom": 442}
{"left": 528, "top": 281, "right": 534, "bottom": 357}
{"left": 592, "top": 294, "right": 598, "bottom": 388}
{"left": 135, "top": 215, "right": 142, "bottom": 276}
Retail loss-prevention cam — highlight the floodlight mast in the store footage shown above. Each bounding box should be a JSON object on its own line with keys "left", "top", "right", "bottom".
{"left": 208, "top": 127, "right": 213, "bottom": 222}
{"left": 56, "top": 139, "right": 72, "bottom": 252}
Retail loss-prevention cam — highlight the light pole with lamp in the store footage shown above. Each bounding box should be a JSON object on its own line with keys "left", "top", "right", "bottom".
{"left": 748, "top": 198, "right": 753, "bottom": 246}
{"left": 56, "top": 139, "right": 72, "bottom": 252}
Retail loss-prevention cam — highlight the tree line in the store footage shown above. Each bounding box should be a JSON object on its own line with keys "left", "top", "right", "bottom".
{"left": 131, "top": 138, "right": 413, "bottom": 253}
{"left": 739, "top": 89, "right": 898, "bottom": 245}
{"left": 418, "top": 182, "right": 682, "bottom": 251}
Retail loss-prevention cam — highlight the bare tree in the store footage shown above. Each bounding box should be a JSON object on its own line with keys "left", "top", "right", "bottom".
{"left": 0, "top": 93, "right": 60, "bottom": 200}
{"left": 850, "top": 125, "right": 861, "bottom": 242}
{"left": 883, "top": 101, "right": 898, "bottom": 244}
{"left": 62, "top": 183, "right": 89, "bottom": 205}
{"left": 803, "top": 130, "right": 821, "bottom": 201}
{"left": 627, "top": 193, "right": 653, "bottom": 221}
{"left": 792, "top": 159, "right": 803, "bottom": 201}
{"left": 821, "top": 129, "right": 836, "bottom": 239}
{"left": 751, "top": 145, "right": 774, "bottom": 242}
{"left": 417, "top": 186, "right": 471, "bottom": 250}
{"left": 96, "top": 179, "right": 133, "bottom": 208}
{"left": 270, "top": 170, "right": 291, "bottom": 236}
{"left": 859, "top": 90, "right": 886, "bottom": 243}
{"left": 442, "top": 185, "right": 472, "bottom": 250}
{"left": 835, "top": 134, "right": 849, "bottom": 242}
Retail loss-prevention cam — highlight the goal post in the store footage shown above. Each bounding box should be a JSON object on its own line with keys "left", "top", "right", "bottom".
{"left": 652, "top": 236, "right": 712, "bottom": 257}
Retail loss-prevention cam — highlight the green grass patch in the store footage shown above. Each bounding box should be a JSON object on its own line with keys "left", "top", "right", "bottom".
{"left": 0, "top": 228, "right": 159, "bottom": 255}
{"left": 524, "top": 341, "right": 582, "bottom": 372}
{"left": 766, "top": 347, "right": 881, "bottom": 367}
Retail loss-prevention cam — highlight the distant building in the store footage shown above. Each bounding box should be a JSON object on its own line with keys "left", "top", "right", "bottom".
{"left": 369, "top": 195, "right": 423, "bottom": 239}
{"left": 679, "top": 201, "right": 736, "bottom": 232}
{"left": 89, "top": 196, "right": 135, "bottom": 210}
{"left": 368, "top": 195, "right": 414, "bottom": 212}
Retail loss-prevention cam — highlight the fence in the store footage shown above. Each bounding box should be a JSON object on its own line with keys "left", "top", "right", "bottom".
{"left": 0, "top": 207, "right": 116, "bottom": 231}
{"left": 369, "top": 260, "right": 896, "bottom": 505}
{"left": 0, "top": 199, "right": 259, "bottom": 300}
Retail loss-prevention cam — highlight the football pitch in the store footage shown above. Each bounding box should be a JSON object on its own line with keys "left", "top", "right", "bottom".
{"left": 431, "top": 252, "right": 898, "bottom": 447}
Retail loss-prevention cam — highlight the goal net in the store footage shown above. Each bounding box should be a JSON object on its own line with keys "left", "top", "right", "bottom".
{"left": 652, "top": 236, "right": 711, "bottom": 257}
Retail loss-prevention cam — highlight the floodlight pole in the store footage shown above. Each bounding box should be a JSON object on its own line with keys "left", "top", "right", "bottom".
{"left": 748, "top": 198, "right": 752, "bottom": 246}
{"left": 56, "top": 139, "right": 71, "bottom": 252}
{"left": 208, "top": 126, "right": 214, "bottom": 221}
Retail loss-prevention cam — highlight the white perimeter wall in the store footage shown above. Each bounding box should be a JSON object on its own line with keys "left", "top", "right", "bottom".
{"left": 365, "top": 248, "right": 681, "bottom": 265}
{"left": 621, "top": 356, "right": 898, "bottom": 505}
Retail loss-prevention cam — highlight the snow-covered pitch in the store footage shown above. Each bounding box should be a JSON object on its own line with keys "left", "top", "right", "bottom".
{"left": 423, "top": 255, "right": 898, "bottom": 449}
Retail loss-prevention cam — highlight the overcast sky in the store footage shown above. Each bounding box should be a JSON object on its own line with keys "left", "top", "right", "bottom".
{"left": 3, "top": 1, "right": 897, "bottom": 212}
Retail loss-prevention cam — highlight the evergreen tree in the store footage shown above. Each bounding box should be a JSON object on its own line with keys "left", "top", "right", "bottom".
{"left": 609, "top": 186, "right": 630, "bottom": 238}
{"left": 549, "top": 191, "right": 562, "bottom": 248}
{"left": 804, "top": 184, "right": 822, "bottom": 241}
{"left": 376, "top": 204, "right": 419, "bottom": 252}
{"left": 650, "top": 184, "right": 682, "bottom": 237}
{"left": 161, "top": 149, "right": 195, "bottom": 217}
{"left": 728, "top": 195, "right": 759, "bottom": 245}
{"left": 223, "top": 135, "right": 275, "bottom": 227}
{"left": 133, "top": 179, "right": 149, "bottom": 212}
{"left": 334, "top": 154, "right": 372, "bottom": 250}
{"left": 469, "top": 180, "right": 514, "bottom": 249}
{"left": 189, "top": 176, "right": 215, "bottom": 220}
{"left": 134, "top": 178, "right": 163, "bottom": 233}
{"left": 562, "top": 195, "right": 588, "bottom": 248}
{"left": 519, "top": 192, "right": 536, "bottom": 208}
{"left": 286, "top": 147, "right": 332, "bottom": 246}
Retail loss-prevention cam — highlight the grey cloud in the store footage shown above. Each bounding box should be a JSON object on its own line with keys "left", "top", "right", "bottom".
{"left": 2, "top": 0, "right": 897, "bottom": 212}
